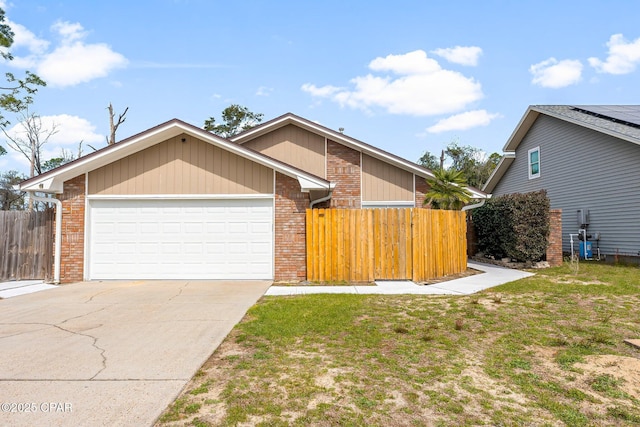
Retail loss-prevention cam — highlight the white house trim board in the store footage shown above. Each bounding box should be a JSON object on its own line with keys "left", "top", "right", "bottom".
{"left": 86, "top": 193, "right": 275, "bottom": 200}
{"left": 18, "top": 119, "right": 331, "bottom": 194}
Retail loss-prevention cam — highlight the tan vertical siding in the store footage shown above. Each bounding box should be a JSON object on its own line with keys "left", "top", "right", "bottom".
{"left": 243, "top": 124, "right": 325, "bottom": 178}
{"left": 362, "top": 154, "right": 413, "bottom": 201}
{"left": 88, "top": 134, "right": 274, "bottom": 195}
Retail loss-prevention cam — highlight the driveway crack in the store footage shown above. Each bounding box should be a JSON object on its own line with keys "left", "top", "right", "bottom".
{"left": 52, "top": 324, "right": 107, "bottom": 379}
{"left": 169, "top": 281, "right": 190, "bottom": 301}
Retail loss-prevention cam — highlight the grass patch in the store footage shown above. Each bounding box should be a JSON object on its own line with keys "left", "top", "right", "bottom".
{"left": 156, "top": 262, "right": 640, "bottom": 426}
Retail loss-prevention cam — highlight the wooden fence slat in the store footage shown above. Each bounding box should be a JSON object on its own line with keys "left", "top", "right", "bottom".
{"left": 0, "top": 209, "right": 54, "bottom": 281}
{"left": 305, "top": 208, "right": 466, "bottom": 282}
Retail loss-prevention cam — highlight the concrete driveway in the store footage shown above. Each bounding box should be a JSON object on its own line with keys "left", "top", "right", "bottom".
{"left": 0, "top": 279, "right": 270, "bottom": 427}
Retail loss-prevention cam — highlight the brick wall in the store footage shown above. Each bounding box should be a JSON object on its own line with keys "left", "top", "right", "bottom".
{"left": 274, "top": 172, "right": 309, "bottom": 281}
{"left": 58, "top": 175, "right": 85, "bottom": 283}
{"left": 415, "top": 176, "right": 430, "bottom": 208}
{"left": 546, "top": 209, "right": 563, "bottom": 267}
{"left": 326, "top": 140, "right": 361, "bottom": 208}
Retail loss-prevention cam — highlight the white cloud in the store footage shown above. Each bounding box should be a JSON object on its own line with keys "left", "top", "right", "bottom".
{"left": 431, "top": 46, "right": 482, "bottom": 66}
{"left": 588, "top": 34, "right": 640, "bottom": 75}
{"left": 5, "top": 19, "right": 127, "bottom": 87}
{"left": 256, "top": 86, "right": 274, "bottom": 96}
{"left": 301, "top": 83, "right": 343, "bottom": 97}
{"left": 426, "top": 110, "right": 501, "bottom": 133}
{"left": 302, "top": 50, "right": 483, "bottom": 116}
{"left": 529, "top": 58, "right": 583, "bottom": 88}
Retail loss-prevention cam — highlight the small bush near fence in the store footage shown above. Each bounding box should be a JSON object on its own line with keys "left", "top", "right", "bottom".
{"left": 473, "top": 190, "right": 550, "bottom": 263}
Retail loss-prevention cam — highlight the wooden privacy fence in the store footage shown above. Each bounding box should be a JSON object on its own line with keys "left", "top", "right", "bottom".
{"left": 0, "top": 209, "right": 54, "bottom": 281}
{"left": 306, "top": 208, "right": 467, "bottom": 282}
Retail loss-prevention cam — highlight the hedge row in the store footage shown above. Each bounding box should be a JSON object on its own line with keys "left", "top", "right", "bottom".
{"left": 473, "top": 190, "right": 550, "bottom": 262}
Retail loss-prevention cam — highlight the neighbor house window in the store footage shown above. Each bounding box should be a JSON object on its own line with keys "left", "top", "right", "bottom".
{"left": 528, "top": 147, "right": 540, "bottom": 179}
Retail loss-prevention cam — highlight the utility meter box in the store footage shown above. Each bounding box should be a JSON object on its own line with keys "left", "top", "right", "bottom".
{"left": 577, "top": 209, "right": 589, "bottom": 227}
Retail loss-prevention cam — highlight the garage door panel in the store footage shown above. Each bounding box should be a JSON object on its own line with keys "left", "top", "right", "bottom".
{"left": 89, "top": 199, "right": 273, "bottom": 280}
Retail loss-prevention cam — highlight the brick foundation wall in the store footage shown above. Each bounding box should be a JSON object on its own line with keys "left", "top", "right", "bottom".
{"left": 58, "top": 174, "right": 85, "bottom": 283}
{"left": 274, "top": 172, "right": 309, "bottom": 281}
{"left": 415, "top": 176, "right": 430, "bottom": 208}
{"left": 546, "top": 209, "right": 563, "bottom": 267}
{"left": 326, "top": 140, "right": 361, "bottom": 208}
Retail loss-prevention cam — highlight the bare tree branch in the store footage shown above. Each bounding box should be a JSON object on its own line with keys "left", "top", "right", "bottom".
{"left": 107, "top": 103, "right": 128, "bottom": 145}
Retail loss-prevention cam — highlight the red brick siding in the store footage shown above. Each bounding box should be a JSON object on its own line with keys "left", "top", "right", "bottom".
{"left": 59, "top": 175, "right": 85, "bottom": 283}
{"left": 274, "top": 172, "right": 309, "bottom": 280}
{"left": 415, "top": 176, "right": 430, "bottom": 208}
{"left": 326, "top": 140, "right": 361, "bottom": 208}
{"left": 546, "top": 209, "right": 563, "bottom": 267}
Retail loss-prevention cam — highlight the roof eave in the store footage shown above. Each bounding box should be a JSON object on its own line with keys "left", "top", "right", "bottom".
{"left": 19, "top": 119, "right": 330, "bottom": 193}
{"left": 231, "top": 113, "right": 438, "bottom": 180}
{"left": 482, "top": 153, "right": 516, "bottom": 193}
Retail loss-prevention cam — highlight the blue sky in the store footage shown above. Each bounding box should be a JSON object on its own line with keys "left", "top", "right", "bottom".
{"left": 2, "top": 0, "right": 640, "bottom": 175}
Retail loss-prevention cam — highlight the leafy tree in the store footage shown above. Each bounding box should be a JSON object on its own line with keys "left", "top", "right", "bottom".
{"left": 41, "top": 148, "right": 75, "bottom": 172}
{"left": 0, "top": 169, "right": 27, "bottom": 210}
{"left": 204, "top": 104, "right": 263, "bottom": 137}
{"left": 423, "top": 168, "right": 472, "bottom": 210}
{"left": 418, "top": 141, "right": 500, "bottom": 188}
{"left": 417, "top": 151, "right": 440, "bottom": 170}
{"left": 0, "top": 7, "right": 46, "bottom": 128}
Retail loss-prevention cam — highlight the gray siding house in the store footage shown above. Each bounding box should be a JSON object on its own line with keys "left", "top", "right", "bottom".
{"left": 484, "top": 105, "right": 640, "bottom": 259}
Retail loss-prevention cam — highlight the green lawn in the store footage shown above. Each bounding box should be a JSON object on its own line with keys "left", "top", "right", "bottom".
{"left": 157, "top": 262, "right": 640, "bottom": 426}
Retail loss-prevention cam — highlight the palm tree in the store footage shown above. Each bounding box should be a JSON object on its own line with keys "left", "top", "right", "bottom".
{"left": 424, "top": 168, "right": 472, "bottom": 210}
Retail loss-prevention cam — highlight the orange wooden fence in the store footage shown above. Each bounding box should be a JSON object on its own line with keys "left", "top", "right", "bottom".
{"left": 306, "top": 208, "right": 467, "bottom": 282}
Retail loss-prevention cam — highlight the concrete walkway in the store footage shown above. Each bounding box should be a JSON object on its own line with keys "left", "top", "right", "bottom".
{"left": 0, "top": 280, "right": 58, "bottom": 299}
{"left": 265, "top": 261, "right": 534, "bottom": 296}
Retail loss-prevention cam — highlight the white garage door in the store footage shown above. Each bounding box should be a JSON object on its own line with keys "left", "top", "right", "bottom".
{"left": 88, "top": 198, "right": 273, "bottom": 280}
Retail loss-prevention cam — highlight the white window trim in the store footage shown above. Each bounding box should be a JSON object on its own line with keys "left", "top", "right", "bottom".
{"left": 528, "top": 146, "right": 540, "bottom": 180}
{"left": 361, "top": 201, "right": 415, "bottom": 208}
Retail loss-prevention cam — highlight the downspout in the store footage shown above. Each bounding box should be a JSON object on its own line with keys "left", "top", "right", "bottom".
{"left": 28, "top": 192, "right": 62, "bottom": 284}
{"left": 461, "top": 198, "right": 488, "bottom": 212}
{"left": 309, "top": 189, "right": 333, "bottom": 209}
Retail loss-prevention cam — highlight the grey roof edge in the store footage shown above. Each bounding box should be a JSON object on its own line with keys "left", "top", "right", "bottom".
{"left": 232, "top": 112, "right": 488, "bottom": 198}
{"left": 486, "top": 105, "right": 640, "bottom": 193}
{"left": 18, "top": 118, "right": 331, "bottom": 193}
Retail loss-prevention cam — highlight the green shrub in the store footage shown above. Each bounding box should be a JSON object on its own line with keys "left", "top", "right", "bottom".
{"left": 473, "top": 190, "right": 550, "bottom": 262}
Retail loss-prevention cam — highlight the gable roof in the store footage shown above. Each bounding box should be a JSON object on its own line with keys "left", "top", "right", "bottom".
{"left": 232, "top": 112, "right": 487, "bottom": 199}
{"left": 18, "top": 118, "right": 331, "bottom": 194}
{"left": 483, "top": 105, "right": 640, "bottom": 193}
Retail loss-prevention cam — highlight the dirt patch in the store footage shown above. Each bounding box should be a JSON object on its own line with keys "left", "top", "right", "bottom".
{"left": 575, "top": 355, "right": 640, "bottom": 400}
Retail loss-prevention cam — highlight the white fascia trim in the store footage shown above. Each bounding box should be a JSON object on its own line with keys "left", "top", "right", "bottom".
{"left": 21, "top": 176, "right": 63, "bottom": 193}
{"left": 482, "top": 152, "right": 515, "bottom": 192}
{"left": 298, "top": 176, "right": 334, "bottom": 192}
{"left": 86, "top": 193, "right": 275, "bottom": 200}
{"left": 20, "top": 120, "right": 328, "bottom": 194}
{"left": 21, "top": 123, "right": 181, "bottom": 192}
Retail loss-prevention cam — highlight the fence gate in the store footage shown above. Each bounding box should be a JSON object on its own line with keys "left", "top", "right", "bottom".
{"left": 306, "top": 208, "right": 467, "bottom": 282}
{"left": 0, "top": 209, "right": 54, "bottom": 281}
